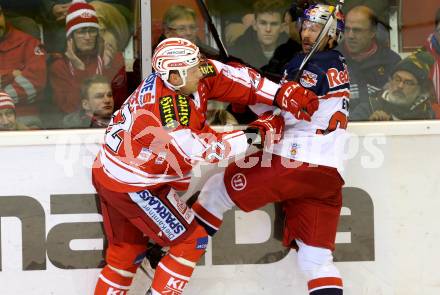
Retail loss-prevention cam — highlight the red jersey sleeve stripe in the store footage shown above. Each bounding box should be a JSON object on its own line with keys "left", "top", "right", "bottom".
{"left": 191, "top": 202, "right": 222, "bottom": 230}
{"left": 318, "top": 90, "right": 350, "bottom": 100}
{"left": 308, "top": 277, "right": 343, "bottom": 291}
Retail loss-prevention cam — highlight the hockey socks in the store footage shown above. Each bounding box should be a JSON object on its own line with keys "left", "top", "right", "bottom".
{"left": 308, "top": 277, "right": 343, "bottom": 295}
{"left": 94, "top": 264, "right": 136, "bottom": 295}
{"left": 191, "top": 172, "right": 236, "bottom": 236}
{"left": 150, "top": 254, "right": 194, "bottom": 294}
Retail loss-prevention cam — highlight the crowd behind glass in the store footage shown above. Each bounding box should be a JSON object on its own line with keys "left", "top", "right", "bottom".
{"left": 0, "top": 0, "right": 439, "bottom": 131}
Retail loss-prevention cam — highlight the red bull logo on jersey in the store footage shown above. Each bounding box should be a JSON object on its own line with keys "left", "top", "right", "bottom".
{"left": 300, "top": 70, "right": 318, "bottom": 88}
{"left": 326, "top": 65, "right": 349, "bottom": 88}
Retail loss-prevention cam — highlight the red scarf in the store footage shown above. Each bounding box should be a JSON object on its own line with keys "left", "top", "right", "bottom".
{"left": 344, "top": 40, "right": 378, "bottom": 62}
{"left": 68, "top": 54, "right": 103, "bottom": 76}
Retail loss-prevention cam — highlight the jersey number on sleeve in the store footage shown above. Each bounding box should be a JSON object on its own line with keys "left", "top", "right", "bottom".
{"left": 105, "top": 103, "right": 133, "bottom": 152}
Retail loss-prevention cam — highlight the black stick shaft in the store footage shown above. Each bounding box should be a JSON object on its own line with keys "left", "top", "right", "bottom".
{"left": 196, "top": 0, "right": 229, "bottom": 61}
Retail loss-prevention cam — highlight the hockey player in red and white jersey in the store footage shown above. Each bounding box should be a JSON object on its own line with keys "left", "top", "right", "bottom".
{"left": 92, "top": 37, "right": 318, "bottom": 295}
{"left": 192, "top": 3, "right": 349, "bottom": 295}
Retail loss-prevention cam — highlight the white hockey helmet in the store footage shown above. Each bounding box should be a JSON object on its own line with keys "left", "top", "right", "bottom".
{"left": 302, "top": 4, "right": 345, "bottom": 42}
{"left": 152, "top": 37, "right": 201, "bottom": 90}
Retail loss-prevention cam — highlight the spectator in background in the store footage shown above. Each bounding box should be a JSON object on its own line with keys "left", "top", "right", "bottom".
{"left": 40, "top": 0, "right": 70, "bottom": 52}
{"left": 157, "top": 4, "right": 218, "bottom": 58}
{"left": 49, "top": 0, "right": 127, "bottom": 115}
{"left": 261, "top": 2, "right": 303, "bottom": 82}
{"left": 161, "top": 4, "right": 198, "bottom": 44}
{"left": 90, "top": 1, "right": 130, "bottom": 52}
{"left": 207, "top": 0, "right": 256, "bottom": 46}
{"left": 342, "top": 0, "right": 391, "bottom": 46}
{"left": 0, "top": 91, "right": 35, "bottom": 130}
{"left": 368, "top": 51, "right": 435, "bottom": 121}
{"left": 225, "top": 1, "right": 301, "bottom": 123}
{"left": 423, "top": 8, "right": 440, "bottom": 118}
{"left": 219, "top": 1, "right": 322, "bottom": 49}
{"left": 63, "top": 75, "right": 113, "bottom": 128}
{"left": 0, "top": 4, "right": 46, "bottom": 128}
{"left": 40, "top": 0, "right": 132, "bottom": 53}
{"left": 0, "top": 0, "right": 41, "bottom": 39}
{"left": 338, "top": 5, "right": 401, "bottom": 121}
{"left": 228, "top": 0, "right": 288, "bottom": 69}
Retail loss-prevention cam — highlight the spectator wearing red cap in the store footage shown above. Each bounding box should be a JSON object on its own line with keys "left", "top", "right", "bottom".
{"left": 0, "top": 91, "right": 32, "bottom": 130}
{"left": 40, "top": 0, "right": 132, "bottom": 53}
{"left": 49, "top": 0, "right": 127, "bottom": 115}
{"left": 0, "top": 5, "right": 46, "bottom": 128}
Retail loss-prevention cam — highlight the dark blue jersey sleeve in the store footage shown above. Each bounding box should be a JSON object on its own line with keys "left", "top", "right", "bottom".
{"left": 284, "top": 50, "right": 350, "bottom": 97}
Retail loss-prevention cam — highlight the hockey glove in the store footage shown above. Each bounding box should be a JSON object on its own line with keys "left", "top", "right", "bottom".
{"left": 274, "top": 81, "right": 319, "bottom": 121}
{"left": 246, "top": 111, "right": 285, "bottom": 147}
{"left": 145, "top": 243, "right": 167, "bottom": 269}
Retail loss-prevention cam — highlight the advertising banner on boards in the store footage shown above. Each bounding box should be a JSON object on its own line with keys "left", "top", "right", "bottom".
{"left": 0, "top": 128, "right": 439, "bottom": 294}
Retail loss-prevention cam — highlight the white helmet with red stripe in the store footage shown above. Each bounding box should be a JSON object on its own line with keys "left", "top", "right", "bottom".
{"left": 152, "top": 37, "right": 200, "bottom": 90}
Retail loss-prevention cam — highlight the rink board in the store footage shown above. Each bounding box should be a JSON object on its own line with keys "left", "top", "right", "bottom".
{"left": 0, "top": 122, "right": 439, "bottom": 295}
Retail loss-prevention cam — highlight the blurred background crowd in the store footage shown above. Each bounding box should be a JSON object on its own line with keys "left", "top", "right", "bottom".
{"left": 1, "top": 0, "right": 439, "bottom": 131}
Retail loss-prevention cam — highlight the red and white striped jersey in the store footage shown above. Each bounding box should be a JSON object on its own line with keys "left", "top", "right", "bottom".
{"left": 93, "top": 59, "right": 280, "bottom": 192}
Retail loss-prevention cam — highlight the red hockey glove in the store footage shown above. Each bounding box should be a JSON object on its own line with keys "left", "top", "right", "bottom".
{"left": 275, "top": 81, "right": 319, "bottom": 121}
{"left": 246, "top": 111, "right": 285, "bottom": 147}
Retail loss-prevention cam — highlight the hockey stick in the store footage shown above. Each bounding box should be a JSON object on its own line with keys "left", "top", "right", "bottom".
{"left": 196, "top": 0, "right": 271, "bottom": 145}
{"left": 294, "top": 0, "right": 345, "bottom": 81}
{"left": 195, "top": 0, "right": 262, "bottom": 69}
{"left": 273, "top": 1, "right": 345, "bottom": 115}
{"left": 196, "top": 0, "right": 229, "bottom": 61}
{"left": 273, "top": 1, "right": 345, "bottom": 241}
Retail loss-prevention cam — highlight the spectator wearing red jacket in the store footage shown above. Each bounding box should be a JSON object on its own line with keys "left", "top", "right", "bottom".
{"left": 0, "top": 4, "right": 46, "bottom": 127}
{"left": 49, "top": 0, "right": 127, "bottom": 115}
{"left": 0, "top": 91, "right": 36, "bottom": 130}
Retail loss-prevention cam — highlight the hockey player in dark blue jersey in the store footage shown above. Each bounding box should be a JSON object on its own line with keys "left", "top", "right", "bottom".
{"left": 192, "top": 2, "right": 350, "bottom": 294}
